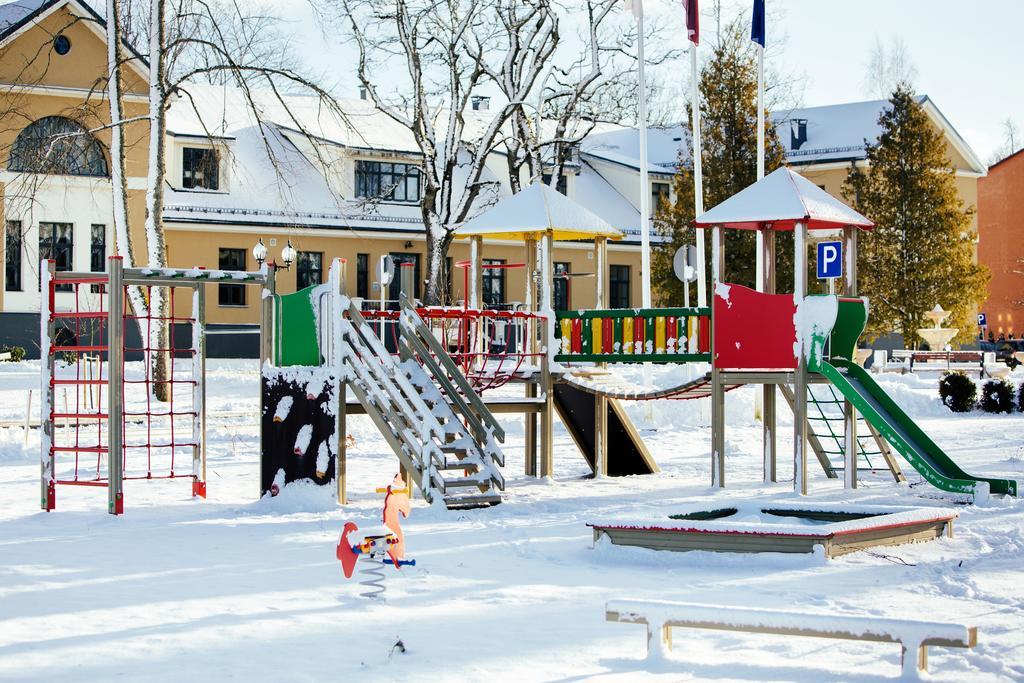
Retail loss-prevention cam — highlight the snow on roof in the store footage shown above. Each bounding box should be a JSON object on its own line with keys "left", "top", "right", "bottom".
{"left": 773, "top": 97, "right": 915, "bottom": 165}
{"left": 582, "top": 126, "right": 682, "bottom": 175}
{"left": 574, "top": 161, "right": 647, "bottom": 241}
{"left": 582, "top": 96, "right": 985, "bottom": 174}
{"left": 694, "top": 167, "right": 873, "bottom": 231}
{"left": 0, "top": 0, "right": 54, "bottom": 37}
{"left": 454, "top": 182, "right": 623, "bottom": 241}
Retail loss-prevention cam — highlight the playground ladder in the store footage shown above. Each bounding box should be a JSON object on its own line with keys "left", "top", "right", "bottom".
{"left": 338, "top": 299, "right": 505, "bottom": 509}
{"left": 780, "top": 384, "right": 904, "bottom": 482}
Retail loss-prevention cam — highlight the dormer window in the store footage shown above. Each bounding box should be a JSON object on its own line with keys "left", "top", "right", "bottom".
{"left": 182, "top": 147, "right": 219, "bottom": 190}
{"left": 355, "top": 160, "right": 420, "bottom": 202}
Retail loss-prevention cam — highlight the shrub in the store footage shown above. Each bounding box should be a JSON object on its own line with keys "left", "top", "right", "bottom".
{"left": 980, "top": 379, "right": 1014, "bottom": 414}
{"left": 0, "top": 345, "right": 26, "bottom": 362}
{"left": 938, "top": 372, "right": 976, "bottom": 412}
{"left": 1017, "top": 384, "right": 1024, "bottom": 413}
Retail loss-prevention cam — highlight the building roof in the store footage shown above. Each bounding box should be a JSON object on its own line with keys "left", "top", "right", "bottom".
{"left": 987, "top": 146, "right": 1024, "bottom": 173}
{"left": 581, "top": 126, "right": 682, "bottom": 176}
{"left": 0, "top": 0, "right": 53, "bottom": 39}
{"left": 0, "top": 0, "right": 147, "bottom": 66}
{"left": 163, "top": 84, "right": 654, "bottom": 242}
{"left": 579, "top": 96, "right": 987, "bottom": 176}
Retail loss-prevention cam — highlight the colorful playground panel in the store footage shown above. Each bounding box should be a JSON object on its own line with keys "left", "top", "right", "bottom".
{"left": 590, "top": 502, "right": 958, "bottom": 559}
{"left": 554, "top": 307, "right": 711, "bottom": 363}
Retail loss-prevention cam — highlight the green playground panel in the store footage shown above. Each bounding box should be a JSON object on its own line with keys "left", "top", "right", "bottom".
{"left": 273, "top": 285, "right": 322, "bottom": 367}
{"left": 829, "top": 297, "right": 868, "bottom": 362}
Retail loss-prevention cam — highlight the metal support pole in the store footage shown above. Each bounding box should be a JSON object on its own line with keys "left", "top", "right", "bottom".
{"left": 843, "top": 226, "right": 859, "bottom": 490}
{"left": 539, "top": 231, "right": 554, "bottom": 478}
{"left": 690, "top": 44, "right": 707, "bottom": 307}
{"left": 469, "top": 236, "right": 483, "bottom": 309}
{"left": 400, "top": 262, "right": 415, "bottom": 303}
{"left": 107, "top": 256, "right": 125, "bottom": 515}
{"left": 710, "top": 226, "right": 725, "bottom": 487}
{"left": 762, "top": 229, "right": 777, "bottom": 483}
{"left": 524, "top": 237, "right": 538, "bottom": 476}
{"left": 338, "top": 383, "right": 348, "bottom": 504}
{"left": 594, "top": 236, "right": 609, "bottom": 476}
{"left": 193, "top": 283, "right": 207, "bottom": 496}
{"left": 259, "top": 264, "right": 276, "bottom": 499}
{"left": 40, "top": 260, "right": 56, "bottom": 511}
{"left": 794, "top": 222, "right": 809, "bottom": 495}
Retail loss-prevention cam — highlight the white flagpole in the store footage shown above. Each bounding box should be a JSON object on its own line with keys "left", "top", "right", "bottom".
{"left": 754, "top": 40, "right": 765, "bottom": 421}
{"left": 755, "top": 42, "right": 765, "bottom": 289}
{"left": 637, "top": 6, "right": 652, "bottom": 311}
{"left": 691, "top": 41, "right": 706, "bottom": 307}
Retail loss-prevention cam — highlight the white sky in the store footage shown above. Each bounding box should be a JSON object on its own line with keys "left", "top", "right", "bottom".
{"left": 275, "top": 0, "right": 1023, "bottom": 164}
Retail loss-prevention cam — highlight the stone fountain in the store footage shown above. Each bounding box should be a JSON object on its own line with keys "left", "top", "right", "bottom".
{"left": 917, "top": 304, "right": 958, "bottom": 351}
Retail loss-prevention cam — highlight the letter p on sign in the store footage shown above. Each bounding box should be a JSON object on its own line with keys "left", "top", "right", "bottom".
{"left": 817, "top": 241, "right": 842, "bottom": 280}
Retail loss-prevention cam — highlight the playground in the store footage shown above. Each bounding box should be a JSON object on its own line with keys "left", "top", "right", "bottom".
{"left": 1, "top": 360, "right": 1023, "bottom": 680}
{"left": 2, "top": 172, "right": 1023, "bottom": 682}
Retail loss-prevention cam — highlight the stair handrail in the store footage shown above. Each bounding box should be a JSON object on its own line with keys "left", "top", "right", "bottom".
{"left": 399, "top": 294, "right": 506, "bottom": 443}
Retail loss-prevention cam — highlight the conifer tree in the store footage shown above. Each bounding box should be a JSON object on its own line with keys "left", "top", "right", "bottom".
{"left": 843, "top": 87, "right": 988, "bottom": 345}
{"left": 653, "top": 19, "right": 786, "bottom": 305}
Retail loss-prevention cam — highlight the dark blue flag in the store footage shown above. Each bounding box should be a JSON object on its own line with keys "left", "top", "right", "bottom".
{"left": 751, "top": 0, "right": 765, "bottom": 46}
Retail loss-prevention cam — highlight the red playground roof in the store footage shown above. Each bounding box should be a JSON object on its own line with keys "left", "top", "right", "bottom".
{"left": 693, "top": 167, "right": 874, "bottom": 231}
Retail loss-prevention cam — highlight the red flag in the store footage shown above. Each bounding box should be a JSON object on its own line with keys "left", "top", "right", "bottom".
{"left": 685, "top": 0, "right": 699, "bottom": 44}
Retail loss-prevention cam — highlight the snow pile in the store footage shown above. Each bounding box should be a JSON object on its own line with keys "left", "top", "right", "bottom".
{"left": 793, "top": 294, "right": 838, "bottom": 366}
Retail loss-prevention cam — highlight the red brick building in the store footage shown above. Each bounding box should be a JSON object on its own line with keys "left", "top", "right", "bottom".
{"left": 979, "top": 148, "right": 1024, "bottom": 337}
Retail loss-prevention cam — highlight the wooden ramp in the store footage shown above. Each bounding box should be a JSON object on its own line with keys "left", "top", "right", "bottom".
{"left": 552, "top": 383, "right": 659, "bottom": 476}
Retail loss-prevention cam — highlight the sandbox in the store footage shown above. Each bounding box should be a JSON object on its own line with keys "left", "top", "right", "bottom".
{"left": 589, "top": 502, "right": 957, "bottom": 559}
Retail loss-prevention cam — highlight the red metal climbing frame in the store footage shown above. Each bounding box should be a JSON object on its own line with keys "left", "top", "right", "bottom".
{"left": 361, "top": 307, "right": 546, "bottom": 391}
{"left": 41, "top": 257, "right": 210, "bottom": 514}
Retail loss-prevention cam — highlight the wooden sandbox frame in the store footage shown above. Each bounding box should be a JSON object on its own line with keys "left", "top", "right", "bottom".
{"left": 590, "top": 503, "right": 957, "bottom": 559}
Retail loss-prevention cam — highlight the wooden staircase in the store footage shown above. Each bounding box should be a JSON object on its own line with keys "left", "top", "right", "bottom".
{"left": 337, "top": 297, "right": 505, "bottom": 509}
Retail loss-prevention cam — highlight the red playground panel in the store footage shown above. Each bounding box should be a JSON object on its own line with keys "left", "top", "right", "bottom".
{"left": 713, "top": 283, "right": 798, "bottom": 370}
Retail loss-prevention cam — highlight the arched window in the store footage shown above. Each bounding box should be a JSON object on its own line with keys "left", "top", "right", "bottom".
{"left": 8, "top": 116, "right": 109, "bottom": 177}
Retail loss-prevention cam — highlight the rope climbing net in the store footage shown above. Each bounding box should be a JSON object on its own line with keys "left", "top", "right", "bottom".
{"left": 40, "top": 257, "right": 269, "bottom": 514}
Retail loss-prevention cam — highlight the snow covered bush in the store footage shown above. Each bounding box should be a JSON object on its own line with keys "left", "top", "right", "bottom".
{"left": 0, "top": 345, "right": 25, "bottom": 362}
{"left": 1017, "top": 384, "right": 1024, "bottom": 413}
{"left": 980, "top": 379, "right": 1014, "bottom": 414}
{"left": 938, "top": 372, "right": 976, "bottom": 412}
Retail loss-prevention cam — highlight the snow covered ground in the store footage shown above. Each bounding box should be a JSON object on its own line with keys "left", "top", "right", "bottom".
{"left": 1, "top": 360, "right": 1023, "bottom": 682}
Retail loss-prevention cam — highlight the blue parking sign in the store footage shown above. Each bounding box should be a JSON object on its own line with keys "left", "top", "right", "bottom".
{"left": 978, "top": 313, "right": 987, "bottom": 327}
{"left": 816, "top": 241, "right": 842, "bottom": 279}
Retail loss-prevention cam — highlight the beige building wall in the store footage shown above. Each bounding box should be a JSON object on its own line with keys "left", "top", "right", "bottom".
{"left": 0, "top": 2, "right": 151, "bottom": 312}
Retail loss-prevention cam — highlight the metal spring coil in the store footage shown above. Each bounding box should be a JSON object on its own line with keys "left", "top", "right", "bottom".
{"left": 358, "top": 554, "right": 387, "bottom": 600}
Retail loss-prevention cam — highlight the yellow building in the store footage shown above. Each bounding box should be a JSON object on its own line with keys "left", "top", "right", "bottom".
{"left": 0, "top": 0, "right": 986, "bottom": 356}
{"left": 1, "top": 0, "right": 150, "bottom": 344}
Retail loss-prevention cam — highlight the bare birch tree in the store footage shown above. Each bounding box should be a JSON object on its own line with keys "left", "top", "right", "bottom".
{"left": 863, "top": 35, "right": 918, "bottom": 100}
{"left": 339, "top": 0, "right": 562, "bottom": 304}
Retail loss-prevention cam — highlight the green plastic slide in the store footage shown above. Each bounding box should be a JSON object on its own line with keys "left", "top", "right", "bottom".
{"left": 820, "top": 359, "right": 1017, "bottom": 498}
{"left": 820, "top": 297, "right": 1017, "bottom": 498}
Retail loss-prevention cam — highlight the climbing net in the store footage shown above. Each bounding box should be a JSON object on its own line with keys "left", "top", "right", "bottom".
{"left": 39, "top": 259, "right": 265, "bottom": 514}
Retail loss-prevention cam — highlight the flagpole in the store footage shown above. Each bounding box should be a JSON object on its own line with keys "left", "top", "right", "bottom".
{"left": 753, "top": 38, "right": 765, "bottom": 422}
{"left": 755, "top": 42, "right": 765, "bottom": 286}
{"left": 691, "top": 40, "right": 706, "bottom": 307}
{"left": 638, "top": 8, "right": 651, "bottom": 311}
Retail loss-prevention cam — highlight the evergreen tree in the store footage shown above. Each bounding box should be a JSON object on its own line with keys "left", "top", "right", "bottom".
{"left": 842, "top": 87, "right": 988, "bottom": 345}
{"left": 653, "top": 19, "right": 787, "bottom": 305}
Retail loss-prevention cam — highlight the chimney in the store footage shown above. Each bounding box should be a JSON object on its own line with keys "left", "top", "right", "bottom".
{"left": 790, "top": 118, "right": 808, "bottom": 150}
{"left": 471, "top": 95, "right": 490, "bottom": 111}
{"left": 358, "top": 86, "right": 368, "bottom": 101}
